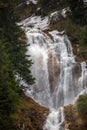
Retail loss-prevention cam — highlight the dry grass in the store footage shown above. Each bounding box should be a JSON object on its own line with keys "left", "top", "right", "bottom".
{"left": 12, "top": 95, "right": 49, "bottom": 130}
{"left": 64, "top": 104, "right": 87, "bottom": 130}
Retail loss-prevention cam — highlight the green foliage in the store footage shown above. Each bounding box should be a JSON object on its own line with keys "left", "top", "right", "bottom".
{"left": 79, "top": 26, "right": 87, "bottom": 45}
{"left": 0, "top": 0, "right": 35, "bottom": 129}
{"left": 78, "top": 26, "right": 87, "bottom": 58}
{"left": 0, "top": 40, "right": 19, "bottom": 129}
{"left": 60, "top": 0, "right": 68, "bottom": 7}
{"left": 0, "top": 0, "right": 35, "bottom": 85}
{"left": 77, "top": 95, "right": 87, "bottom": 117}
{"left": 66, "top": 20, "right": 79, "bottom": 43}
{"left": 17, "top": 2, "right": 38, "bottom": 20}
{"left": 40, "top": 0, "right": 60, "bottom": 15}
{"left": 0, "top": 116, "right": 15, "bottom": 130}
{"left": 66, "top": 22, "right": 87, "bottom": 59}
{"left": 61, "top": 0, "right": 87, "bottom": 25}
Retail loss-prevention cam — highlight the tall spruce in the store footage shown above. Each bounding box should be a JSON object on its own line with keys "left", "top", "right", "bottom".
{"left": 0, "top": 40, "right": 19, "bottom": 130}
{"left": 0, "top": 0, "right": 35, "bottom": 85}
{"left": 0, "top": 0, "right": 34, "bottom": 129}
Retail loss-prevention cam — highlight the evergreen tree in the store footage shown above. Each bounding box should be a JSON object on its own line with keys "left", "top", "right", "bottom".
{"left": 0, "top": 0, "right": 35, "bottom": 85}
{"left": 63, "top": 0, "right": 87, "bottom": 25}
{"left": 0, "top": 0, "right": 35, "bottom": 129}
{"left": 0, "top": 40, "right": 19, "bottom": 129}
{"left": 40, "top": 0, "right": 60, "bottom": 15}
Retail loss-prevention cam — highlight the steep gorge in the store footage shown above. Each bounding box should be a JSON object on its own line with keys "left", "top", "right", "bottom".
{"left": 17, "top": 1, "right": 87, "bottom": 130}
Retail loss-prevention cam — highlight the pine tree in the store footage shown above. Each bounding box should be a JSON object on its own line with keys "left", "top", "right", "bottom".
{"left": 0, "top": 0, "right": 35, "bottom": 129}
{"left": 0, "top": 0, "right": 35, "bottom": 85}
{"left": 0, "top": 40, "right": 19, "bottom": 130}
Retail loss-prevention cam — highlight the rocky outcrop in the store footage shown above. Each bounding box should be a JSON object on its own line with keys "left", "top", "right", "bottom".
{"left": 12, "top": 95, "right": 49, "bottom": 130}
{"left": 49, "top": 8, "right": 69, "bottom": 25}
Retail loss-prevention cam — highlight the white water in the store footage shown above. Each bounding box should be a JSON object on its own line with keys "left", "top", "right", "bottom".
{"left": 21, "top": 16, "right": 87, "bottom": 130}
{"left": 44, "top": 107, "right": 64, "bottom": 130}
{"left": 26, "top": 29, "right": 87, "bottom": 108}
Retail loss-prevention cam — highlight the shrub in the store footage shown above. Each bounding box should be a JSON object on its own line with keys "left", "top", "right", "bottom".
{"left": 79, "top": 26, "right": 87, "bottom": 45}
{"left": 77, "top": 95, "right": 87, "bottom": 117}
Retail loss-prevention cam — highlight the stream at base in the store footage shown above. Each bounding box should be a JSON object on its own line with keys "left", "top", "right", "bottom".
{"left": 44, "top": 107, "right": 64, "bottom": 130}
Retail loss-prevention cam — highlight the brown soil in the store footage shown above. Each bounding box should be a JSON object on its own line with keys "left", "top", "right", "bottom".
{"left": 64, "top": 105, "right": 87, "bottom": 130}
{"left": 12, "top": 95, "right": 49, "bottom": 130}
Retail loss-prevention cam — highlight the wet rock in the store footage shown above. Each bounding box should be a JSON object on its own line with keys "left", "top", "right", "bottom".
{"left": 48, "top": 50, "right": 60, "bottom": 94}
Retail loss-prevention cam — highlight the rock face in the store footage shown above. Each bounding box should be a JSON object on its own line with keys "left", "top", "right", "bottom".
{"left": 64, "top": 105, "right": 87, "bottom": 130}
{"left": 12, "top": 95, "right": 49, "bottom": 130}
{"left": 48, "top": 50, "right": 59, "bottom": 94}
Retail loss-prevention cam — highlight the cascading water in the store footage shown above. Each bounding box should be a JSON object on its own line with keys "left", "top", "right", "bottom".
{"left": 26, "top": 29, "right": 53, "bottom": 108}
{"left": 26, "top": 29, "right": 87, "bottom": 107}
{"left": 44, "top": 107, "right": 64, "bottom": 130}
{"left": 21, "top": 17, "right": 87, "bottom": 130}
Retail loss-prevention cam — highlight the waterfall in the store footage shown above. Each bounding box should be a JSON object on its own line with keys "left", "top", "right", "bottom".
{"left": 78, "top": 62, "right": 87, "bottom": 90}
{"left": 21, "top": 18, "right": 87, "bottom": 130}
{"left": 26, "top": 29, "right": 53, "bottom": 108}
{"left": 26, "top": 29, "right": 87, "bottom": 108}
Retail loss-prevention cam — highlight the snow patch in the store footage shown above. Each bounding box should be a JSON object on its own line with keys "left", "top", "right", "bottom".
{"left": 50, "top": 11, "right": 58, "bottom": 18}
{"left": 49, "top": 30, "right": 65, "bottom": 37}
{"left": 18, "top": 15, "right": 49, "bottom": 30}
{"left": 26, "top": 0, "right": 37, "bottom": 5}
